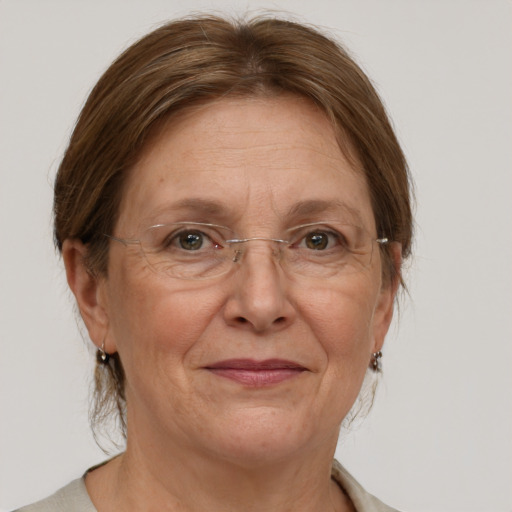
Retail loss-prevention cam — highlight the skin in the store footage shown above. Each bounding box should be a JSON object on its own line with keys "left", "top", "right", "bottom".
{"left": 63, "top": 95, "right": 400, "bottom": 511}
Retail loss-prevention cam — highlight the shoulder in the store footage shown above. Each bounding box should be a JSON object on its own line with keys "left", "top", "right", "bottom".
{"left": 332, "top": 460, "right": 402, "bottom": 512}
{"left": 13, "top": 478, "right": 96, "bottom": 512}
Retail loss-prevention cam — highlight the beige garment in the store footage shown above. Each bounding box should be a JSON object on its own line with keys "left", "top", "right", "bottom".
{"left": 13, "top": 477, "right": 95, "bottom": 512}
{"left": 331, "top": 461, "right": 400, "bottom": 512}
{"left": 14, "top": 460, "right": 400, "bottom": 512}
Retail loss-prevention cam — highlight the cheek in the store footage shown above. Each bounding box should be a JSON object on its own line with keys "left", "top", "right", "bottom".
{"left": 105, "top": 273, "right": 227, "bottom": 425}
{"left": 298, "top": 277, "right": 378, "bottom": 368}
{"left": 105, "top": 268, "right": 222, "bottom": 369}
{"left": 292, "top": 278, "right": 380, "bottom": 430}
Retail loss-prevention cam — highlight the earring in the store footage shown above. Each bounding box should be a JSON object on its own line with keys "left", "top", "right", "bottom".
{"left": 371, "top": 350, "right": 383, "bottom": 372}
{"left": 96, "top": 340, "right": 110, "bottom": 364}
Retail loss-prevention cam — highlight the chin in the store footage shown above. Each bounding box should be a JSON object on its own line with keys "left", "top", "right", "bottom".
{"left": 199, "top": 407, "right": 338, "bottom": 468}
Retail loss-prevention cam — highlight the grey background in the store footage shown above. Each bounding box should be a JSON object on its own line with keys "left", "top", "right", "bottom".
{"left": 1, "top": 1, "right": 511, "bottom": 510}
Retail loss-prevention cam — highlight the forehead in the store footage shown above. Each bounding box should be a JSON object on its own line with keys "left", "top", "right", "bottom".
{"left": 117, "top": 95, "right": 375, "bottom": 233}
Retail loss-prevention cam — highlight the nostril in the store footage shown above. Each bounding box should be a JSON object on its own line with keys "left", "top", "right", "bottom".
{"left": 237, "top": 316, "right": 285, "bottom": 324}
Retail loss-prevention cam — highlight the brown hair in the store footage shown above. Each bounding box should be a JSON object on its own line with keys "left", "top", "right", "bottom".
{"left": 53, "top": 14, "right": 413, "bottom": 441}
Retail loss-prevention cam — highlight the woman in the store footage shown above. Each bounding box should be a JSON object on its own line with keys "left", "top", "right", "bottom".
{"left": 17, "top": 14, "right": 412, "bottom": 512}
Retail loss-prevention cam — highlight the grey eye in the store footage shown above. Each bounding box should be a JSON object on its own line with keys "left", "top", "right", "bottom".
{"left": 178, "top": 231, "right": 204, "bottom": 250}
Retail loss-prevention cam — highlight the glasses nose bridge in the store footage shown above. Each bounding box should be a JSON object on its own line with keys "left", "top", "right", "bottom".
{"left": 228, "top": 237, "right": 289, "bottom": 264}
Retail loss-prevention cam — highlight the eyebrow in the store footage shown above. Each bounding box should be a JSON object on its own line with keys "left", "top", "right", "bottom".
{"left": 163, "top": 198, "right": 227, "bottom": 216}
{"left": 145, "top": 198, "right": 365, "bottom": 226}
{"left": 286, "top": 199, "right": 364, "bottom": 224}
{"left": 145, "top": 198, "right": 234, "bottom": 224}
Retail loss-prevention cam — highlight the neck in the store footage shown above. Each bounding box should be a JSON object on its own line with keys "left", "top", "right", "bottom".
{"left": 86, "top": 427, "right": 350, "bottom": 511}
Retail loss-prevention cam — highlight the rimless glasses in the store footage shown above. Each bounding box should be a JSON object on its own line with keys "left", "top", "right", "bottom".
{"left": 105, "top": 221, "right": 388, "bottom": 280}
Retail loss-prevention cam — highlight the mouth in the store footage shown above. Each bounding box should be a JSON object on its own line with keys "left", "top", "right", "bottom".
{"left": 204, "top": 359, "right": 307, "bottom": 387}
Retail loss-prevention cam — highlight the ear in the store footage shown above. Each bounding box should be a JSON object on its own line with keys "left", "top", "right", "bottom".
{"left": 371, "top": 242, "right": 402, "bottom": 353}
{"left": 62, "top": 239, "right": 110, "bottom": 351}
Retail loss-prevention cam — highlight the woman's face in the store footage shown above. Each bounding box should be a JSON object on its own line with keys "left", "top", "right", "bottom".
{"left": 92, "top": 95, "right": 397, "bottom": 464}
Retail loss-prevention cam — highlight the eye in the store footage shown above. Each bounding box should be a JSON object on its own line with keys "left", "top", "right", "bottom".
{"left": 144, "top": 223, "right": 233, "bottom": 258}
{"left": 300, "top": 230, "right": 342, "bottom": 251}
{"left": 162, "top": 228, "right": 219, "bottom": 252}
{"left": 177, "top": 230, "right": 205, "bottom": 251}
{"left": 304, "top": 232, "right": 329, "bottom": 250}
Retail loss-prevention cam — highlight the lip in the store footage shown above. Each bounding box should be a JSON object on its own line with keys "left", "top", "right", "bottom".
{"left": 204, "top": 359, "right": 307, "bottom": 387}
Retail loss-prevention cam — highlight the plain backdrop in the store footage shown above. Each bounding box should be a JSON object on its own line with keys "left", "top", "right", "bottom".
{"left": 1, "top": 1, "right": 511, "bottom": 511}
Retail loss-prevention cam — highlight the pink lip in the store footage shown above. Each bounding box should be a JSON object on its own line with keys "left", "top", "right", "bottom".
{"left": 205, "top": 359, "right": 307, "bottom": 387}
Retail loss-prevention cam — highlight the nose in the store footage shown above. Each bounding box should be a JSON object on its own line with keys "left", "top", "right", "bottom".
{"left": 223, "top": 242, "right": 296, "bottom": 333}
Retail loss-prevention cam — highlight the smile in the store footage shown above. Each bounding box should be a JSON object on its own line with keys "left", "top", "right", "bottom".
{"left": 204, "top": 359, "right": 307, "bottom": 386}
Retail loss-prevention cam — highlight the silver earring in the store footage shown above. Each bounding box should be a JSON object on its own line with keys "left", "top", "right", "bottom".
{"left": 96, "top": 341, "right": 110, "bottom": 364}
{"left": 371, "top": 350, "right": 383, "bottom": 372}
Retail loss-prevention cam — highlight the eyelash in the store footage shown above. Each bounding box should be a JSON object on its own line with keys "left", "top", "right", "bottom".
{"left": 164, "top": 226, "right": 348, "bottom": 252}
{"left": 294, "top": 229, "right": 347, "bottom": 250}
{"left": 164, "top": 229, "right": 218, "bottom": 250}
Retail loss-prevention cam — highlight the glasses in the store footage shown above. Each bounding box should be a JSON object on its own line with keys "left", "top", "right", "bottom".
{"left": 105, "top": 221, "right": 388, "bottom": 280}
